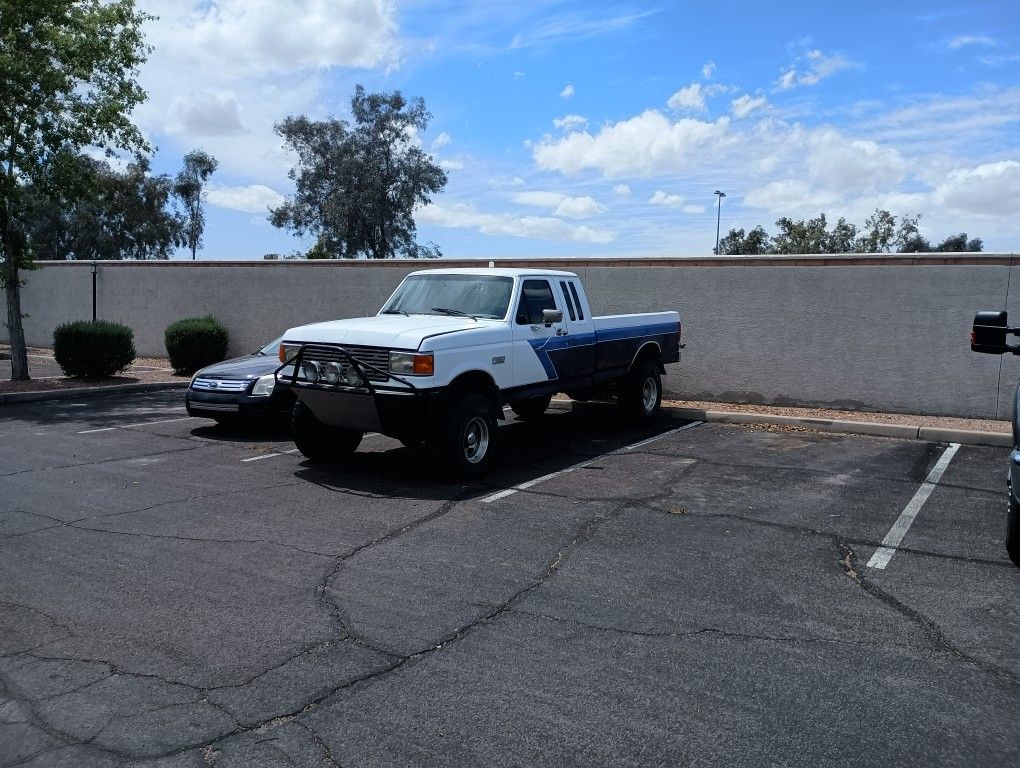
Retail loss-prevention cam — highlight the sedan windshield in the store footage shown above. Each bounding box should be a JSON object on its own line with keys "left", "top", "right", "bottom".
{"left": 381, "top": 275, "right": 513, "bottom": 320}
{"left": 258, "top": 336, "right": 284, "bottom": 356}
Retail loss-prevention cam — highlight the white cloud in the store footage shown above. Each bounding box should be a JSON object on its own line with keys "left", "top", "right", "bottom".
{"left": 613, "top": 184, "right": 631, "bottom": 197}
{"left": 934, "top": 161, "right": 1020, "bottom": 216}
{"left": 553, "top": 114, "right": 589, "bottom": 131}
{"left": 682, "top": 204, "right": 706, "bottom": 214}
{"left": 949, "top": 35, "right": 996, "bottom": 49}
{"left": 533, "top": 110, "right": 732, "bottom": 177}
{"left": 512, "top": 191, "right": 605, "bottom": 218}
{"left": 142, "top": 0, "right": 398, "bottom": 79}
{"left": 667, "top": 83, "right": 705, "bottom": 112}
{"left": 206, "top": 184, "right": 285, "bottom": 214}
{"left": 560, "top": 83, "right": 576, "bottom": 99}
{"left": 777, "top": 49, "right": 855, "bottom": 90}
{"left": 439, "top": 158, "right": 465, "bottom": 170}
{"left": 513, "top": 71, "right": 526, "bottom": 79}
{"left": 701, "top": 60, "right": 716, "bottom": 79}
{"left": 805, "top": 128, "right": 906, "bottom": 193}
{"left": 431, "top": 132, "right": 452, "bottom": 151}
{"left": 649, "top": 191, "right": 684, "bottom": 208}
{"left": 743, "top": 180, "right": 842, "bottom": 214}
{"left": 731, "top": 94, "right": 769, "bottom": 119}
{"left": 166, "top": 90, "right": 247, "bottom": 137}
{"left": 417, "top": 202, "right": 614, "bottom": 243}
{"left": 555, "top": 196, "right": 605, "bottom": 218}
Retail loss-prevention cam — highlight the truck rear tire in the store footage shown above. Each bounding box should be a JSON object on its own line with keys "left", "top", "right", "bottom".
{"left": 510, "top": 394, "right": 552, "bottom": 419}
{"left": 292, "top": 400, "right": 362, "bottom": 462}
{"left": 432, "top": 393, "right": 498, "bottom": 479}
{"left": 618, "top": 359, "right": 662, "bottom": 421}
{"left": 1008, "top": 494, "right": 1020, "bottom": 567}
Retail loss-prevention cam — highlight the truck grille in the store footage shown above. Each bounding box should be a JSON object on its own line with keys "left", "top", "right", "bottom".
{"left": 192, "top": 378, "right": 249, "bottom": 392}
{"left": 299, "top": 344, "right": 392, "bottom": 382}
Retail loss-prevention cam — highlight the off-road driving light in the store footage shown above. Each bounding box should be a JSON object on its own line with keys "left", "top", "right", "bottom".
{"left": 252, "top": 374, "right": 275, "bottom": 396}
{"left": 389, "top": 351, "right": 434, "bottom": 376}
{"left": 345, "top": 367, "right": 364, "bottom": 387}
{"left": 301, "top": 360, "right": 321, "bottom": 383}
{"left": 323, "top": 362, "right": 342, "bottom": 385}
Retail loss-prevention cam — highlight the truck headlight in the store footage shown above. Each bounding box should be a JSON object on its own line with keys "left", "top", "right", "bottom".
{"left": 389, "top": 351, "right": 434, "bottom": 376}
{"left": 252, "top": 374, "right": 276, "bottom": 396}
{"left": 279, "top": 343, "right": 301, "bottom": 363}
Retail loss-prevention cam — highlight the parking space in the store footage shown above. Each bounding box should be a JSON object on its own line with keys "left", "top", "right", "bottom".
{"left": 1, "top": 391, "right": 1017, "bottom": 767}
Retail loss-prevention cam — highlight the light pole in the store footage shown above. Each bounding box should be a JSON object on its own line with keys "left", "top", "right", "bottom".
{"left": 713, "top": 190, "right": 726, "bottom": 254}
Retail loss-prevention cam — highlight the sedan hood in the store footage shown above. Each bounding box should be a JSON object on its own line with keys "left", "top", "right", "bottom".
{"left": 194, "top": 354, "right": 280, "bottom": 380}
{"left": 283, "top": 314, "right": 493, "bottom": 350}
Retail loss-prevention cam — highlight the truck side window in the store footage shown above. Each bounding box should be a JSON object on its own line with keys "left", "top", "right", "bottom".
{"left": 516, "top": 280, "right": 557, "bottom": 324}
{"left": 559, "top": 281, "right": 577, "bottom": 321}
{"left": 568, "top": 282, "right": 585, "bottom": 320}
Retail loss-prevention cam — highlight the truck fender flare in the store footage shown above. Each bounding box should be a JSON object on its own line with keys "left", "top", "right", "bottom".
{"left": 447, "top": 370, "right": 505, "bottom": 421}
{"left": 630, "top": 341, "right": 665, "bottom": 374}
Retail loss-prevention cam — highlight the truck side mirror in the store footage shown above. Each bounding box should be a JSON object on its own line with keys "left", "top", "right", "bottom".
{"left": 972, "top": 310, "right": 1010, "bottom": 354}
{"left": 543, "top": 309, "right": 563, "bottom": 325}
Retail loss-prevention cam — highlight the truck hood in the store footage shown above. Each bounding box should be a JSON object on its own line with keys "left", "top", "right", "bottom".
{"left": 283, "top": 314, "right": 495, "bottom": 350}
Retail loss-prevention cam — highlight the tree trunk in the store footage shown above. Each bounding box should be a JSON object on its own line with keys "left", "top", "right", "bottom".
{"left": 2, "top": 217, "right": 29, "bottom": 380}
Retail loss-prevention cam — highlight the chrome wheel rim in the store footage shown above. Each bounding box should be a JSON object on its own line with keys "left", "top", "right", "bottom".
{"left": 641, "top": 377, "right": 658, "bottom": 413}
{"left": 463, "top": 416, "right": 490, "bottom": 464}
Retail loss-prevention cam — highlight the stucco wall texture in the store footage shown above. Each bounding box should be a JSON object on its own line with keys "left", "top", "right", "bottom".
{"left": 3, "top": 255, "right": 1017, "bottom": 419}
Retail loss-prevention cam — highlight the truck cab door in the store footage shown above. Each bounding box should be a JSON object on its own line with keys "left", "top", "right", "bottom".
{"left": 558, "top": 278, "right": 596, "bottom": 381}
{"left": 511, "top": 278, "right": 569, "bottom": 386}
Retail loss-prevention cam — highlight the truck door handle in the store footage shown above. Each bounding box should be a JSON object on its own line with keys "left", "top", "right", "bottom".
{"left": 556, "top": 329, "right": 568, "bottom": 336}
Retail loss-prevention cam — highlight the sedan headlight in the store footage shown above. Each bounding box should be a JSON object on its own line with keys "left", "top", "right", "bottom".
{"left": 389, "top": 351, "right": 434, "bottom": 376}
{"left": 251, "top": 374, "right": 276, "bottom": 396}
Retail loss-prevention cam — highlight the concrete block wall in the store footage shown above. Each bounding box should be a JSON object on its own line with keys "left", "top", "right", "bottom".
{"left": 3, "top": 255, "right": 1016, "bottom": 419}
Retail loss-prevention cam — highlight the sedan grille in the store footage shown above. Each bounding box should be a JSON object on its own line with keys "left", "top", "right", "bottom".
{"left": 192, "top": 377, "right": 249, "bottom": 392}
{"left": 298, "top": 344, "right": 392, "bottom": 382}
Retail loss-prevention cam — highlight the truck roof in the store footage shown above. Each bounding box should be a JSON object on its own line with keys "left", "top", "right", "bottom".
{"left": 407, "top": 267, "right": 579, "bottom": 279}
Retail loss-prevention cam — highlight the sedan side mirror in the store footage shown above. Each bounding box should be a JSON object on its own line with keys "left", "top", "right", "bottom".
{"left": 972, "top": 310, "right": 1013, "bottom": 354}
{"left": 543, "top": 309, "right": 563, "bottom": 325}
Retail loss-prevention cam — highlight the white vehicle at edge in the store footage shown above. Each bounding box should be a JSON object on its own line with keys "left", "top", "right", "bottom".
{"left": 278, "top": 268, "right": 682, "bottom": 478}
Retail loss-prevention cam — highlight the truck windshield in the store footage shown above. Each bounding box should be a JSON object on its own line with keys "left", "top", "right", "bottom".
{"left": 381, "top": 275, "right": 514, "bottom": 320}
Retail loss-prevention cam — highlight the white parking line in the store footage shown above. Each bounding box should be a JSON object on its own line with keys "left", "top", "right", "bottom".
{"left": 867, "top": 442, "right": 961, "bottom": 570}
{"left": 78, "top": 417, "right": 198, "bottom": 434}
{"left": 240, "top": 452, "right": 282, "bottom": 462}
{"left": 482, "top": 420, "right": 704, "bottom": 503}
{"left": 237, "top": 436, "right": 378, "bottom": 463}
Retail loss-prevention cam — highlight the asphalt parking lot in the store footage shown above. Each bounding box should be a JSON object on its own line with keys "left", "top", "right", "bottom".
{"left": 1, "top": 390, "right": 1017, "bottom": 768}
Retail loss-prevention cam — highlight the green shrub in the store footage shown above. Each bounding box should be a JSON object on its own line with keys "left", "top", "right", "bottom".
{"left": 53, "top": 320, "right": 136, "bottom": 379}
{"left": 164, "top": 316, "right": 229, "bottom": 374}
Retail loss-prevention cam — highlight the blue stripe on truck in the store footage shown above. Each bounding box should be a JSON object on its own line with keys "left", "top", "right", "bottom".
{"left": 528, "top": 321, "right": 676, "bottom": 381}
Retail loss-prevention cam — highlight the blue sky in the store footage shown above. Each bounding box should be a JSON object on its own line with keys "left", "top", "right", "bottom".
{"left": 135, "top": 1, "right": 1020, "bottom": 259}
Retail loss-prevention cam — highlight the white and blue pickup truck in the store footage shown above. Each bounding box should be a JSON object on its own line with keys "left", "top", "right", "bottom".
{"left": 278, "top": 268, "right": 681, "bottom": 477}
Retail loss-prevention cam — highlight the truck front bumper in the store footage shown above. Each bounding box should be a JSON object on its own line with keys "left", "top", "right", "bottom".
{"left": 295, "top": 387, "right": 442, "bottom": 440}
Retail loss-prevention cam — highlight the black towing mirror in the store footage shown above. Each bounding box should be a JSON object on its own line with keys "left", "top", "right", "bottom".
{"left": 972, "top": 310, "right": 1015, "bottom": 354}
{"left": 542, "top": 309, "right": 563, "bottom": 325}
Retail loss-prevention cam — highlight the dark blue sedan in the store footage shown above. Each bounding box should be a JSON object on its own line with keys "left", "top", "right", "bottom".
{"left": 185, "top": 337, "right": 295, "bottom": 423}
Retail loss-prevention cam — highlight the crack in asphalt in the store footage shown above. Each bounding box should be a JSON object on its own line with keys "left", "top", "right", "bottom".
{"left": 509, "top": 608, "right": 921, "bottom": 651}
{"left": 0, "top": 442, "right": 207, "bottom": 479}
{"left": 836, "top": 543, "right": 1020, "bottom": 684}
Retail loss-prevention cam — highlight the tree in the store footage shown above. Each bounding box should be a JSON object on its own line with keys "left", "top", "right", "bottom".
{"left": 174, "top": 149, "right": 218, "bottom": 261}
{"left": 717, "top": 226, "right": 770, "bottom": 255}
{"left": 857, "top": 209, "right": 897, "bottom": 252}
{"left": 771, "top": 214, "right": 830, "bottom": 254}
{"left": 824, "top": 217, "right": 858, "bottom": 253}
{"left": 271, "top": 85, "right": 448, "bottom": 259}
{"left": 933, "top": 233, "right": 983, "bottom": 252}
{"left": 23, "top": 152, "right": 182, "bottom": 260}
{"left": 1, "top": 0, "right": 151, "bottom": 380}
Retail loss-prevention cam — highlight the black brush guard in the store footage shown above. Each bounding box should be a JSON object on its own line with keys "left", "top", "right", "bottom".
{"left": 274, "top": 343, "right": 420, "bottom": 395}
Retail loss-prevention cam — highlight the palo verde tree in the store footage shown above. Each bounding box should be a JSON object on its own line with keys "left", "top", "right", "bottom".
{"left": 271, "top": 85, "right": 448, "bottom": 259}
{"left": 0, "top": 0, "right": 152, "bottom": 380}
{"left": 174, "top": 149, "right": 218, "bottom": 261}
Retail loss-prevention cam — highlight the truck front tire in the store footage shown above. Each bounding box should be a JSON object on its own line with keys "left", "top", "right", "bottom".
{"left": 433, "top": 393, "right": 498, "bottom": 479}
{"left": 292, "top": 400, "right": 362, "bottom": 462}
{"left": 619, "top": 359, "right": 662, "bottom": 421}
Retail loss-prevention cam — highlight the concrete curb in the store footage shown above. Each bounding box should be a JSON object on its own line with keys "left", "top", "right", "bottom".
{"left": 0, "top": 381, "right": 186, "bottom": 406}
{"left": 548, "top": 400, "right": 1011, "bottom": 447}
{"left": 662, "top": 406, "right": 1012, "bottom": 447}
